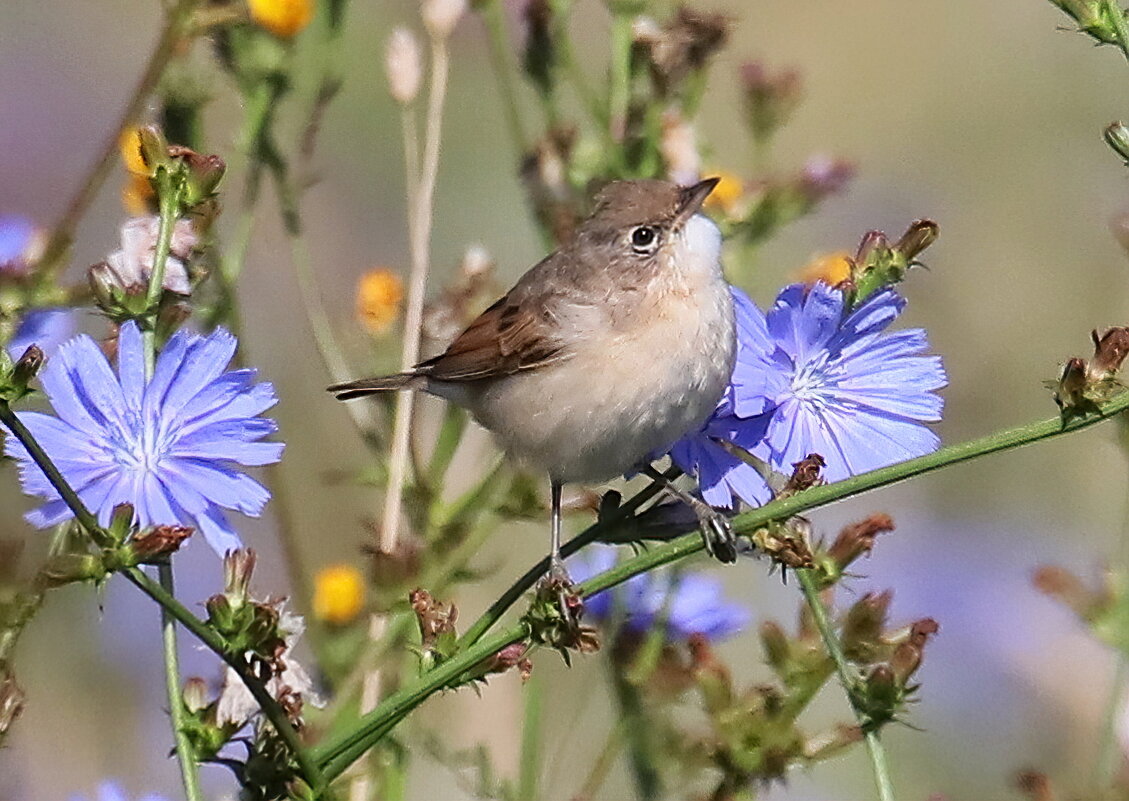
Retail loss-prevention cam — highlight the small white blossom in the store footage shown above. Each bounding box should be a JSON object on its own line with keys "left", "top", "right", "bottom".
{"left": 103, "top": 216, "right": 197, "bottom": 295}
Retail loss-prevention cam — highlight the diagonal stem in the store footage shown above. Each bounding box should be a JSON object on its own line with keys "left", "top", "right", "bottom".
{"left": 796, "top": 569, "right": 894, "bottom": 801}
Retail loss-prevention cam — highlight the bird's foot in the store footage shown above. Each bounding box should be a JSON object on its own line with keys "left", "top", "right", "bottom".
{"left": 692, "top": 502, "right": 738, "bottom": 564}
{"left": 538, "top": 556, "right": 583, "bottom": 628}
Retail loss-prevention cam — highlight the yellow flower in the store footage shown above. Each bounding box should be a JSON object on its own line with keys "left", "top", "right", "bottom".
{"left": 313, "top": 564, "right": 366, "bottom": 625}
{"left": 356, "top": 268, "right": 404, "bottom": 335}
{"left": 119, "top": 128, "right": 151, "bottom": 176}
{"left": 795, "top": 251, "right": 853, "bottom": 287}
{"left": 121, "top": 173, "right": 156, "bottom": 216}
{"left": 702, "top": 170, "right": 746, "bottom": 218}
{"left": 248, "top": 0, "right": 313, "bottom": 38}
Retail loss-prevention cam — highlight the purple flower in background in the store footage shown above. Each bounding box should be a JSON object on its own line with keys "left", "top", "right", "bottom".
{"left": 68, "top": 782, "right": 168, "bottom": 801}
{"left": 571, "top": 545, "right": 750, "bottom": 642}
{"left": 4, "top": 321, "right": 284, "bottom": 555}
{"left": 0, "top": 214, "right": 40, "bottom": 274}
{"left": 6, "top": 308, "right": 77, "bottom": 360}
{"left": 671, "top": 282, "right": 945, "bottom": 505}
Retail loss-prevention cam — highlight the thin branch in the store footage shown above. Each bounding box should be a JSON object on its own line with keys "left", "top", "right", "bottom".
{"left": 796, "top": 569, "right": 894, "bottom": 801}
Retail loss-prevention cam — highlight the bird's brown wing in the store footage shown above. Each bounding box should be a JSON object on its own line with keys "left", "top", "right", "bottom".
{"left": 416, "top": 290, "right": 573, "bottom": 382}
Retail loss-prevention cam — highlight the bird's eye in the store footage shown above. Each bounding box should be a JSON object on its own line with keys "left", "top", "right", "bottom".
{"left": 630, "top": 225, "right": 659, "bottom": 253}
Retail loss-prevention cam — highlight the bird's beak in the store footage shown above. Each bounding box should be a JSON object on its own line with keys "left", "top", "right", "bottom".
{"left": 675, "top": 177, "right": 721, "bottom": 225}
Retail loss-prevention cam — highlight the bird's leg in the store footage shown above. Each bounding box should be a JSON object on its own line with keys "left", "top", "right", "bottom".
{"left": 548, "top": 480, "right": 567, "bottom": 582}
{"left": 640, "top": 464, "right": 738, "bottom": 563}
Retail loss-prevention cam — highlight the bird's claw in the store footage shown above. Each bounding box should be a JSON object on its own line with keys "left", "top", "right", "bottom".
{"left": 696, "top": 506, "right": 738, "bottom": 563}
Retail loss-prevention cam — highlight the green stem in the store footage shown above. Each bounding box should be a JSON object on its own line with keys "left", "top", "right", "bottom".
{"left": 36, "top": 0, "right": 199, "bottom": 277}
{"left": 796, "top": 570, "right": 894, "bottom": 801}
{"left": 159, "top": 563, "right": 204, "bottom": 801}
{"left": 517, "top": 670, "right": 543, "bottom": 801}
{"left": 478, "top": 0, "right": 528, "bottom": 154}
{"left": 573, "top": 720, "right": 626, "bottom": 801}
{"left": 313, "top": 626, "right": 528, "bottom": 779}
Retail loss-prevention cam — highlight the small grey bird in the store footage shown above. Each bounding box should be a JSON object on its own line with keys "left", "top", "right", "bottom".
{"left": 330, "top": 178, "right": 738, "bottom": 576}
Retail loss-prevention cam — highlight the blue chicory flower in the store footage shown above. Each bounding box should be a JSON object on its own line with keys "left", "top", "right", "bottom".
{"left": 0, "top": 214, "right": 39, "bottom": 274}
{"left": 4, "top": 320, "right": 284, "bottom": 555}
{"left": 68, "top": 782, "right": 167, "bottom": 801}
{"left": 571, "top": 545, "right": 750, "bottom": 642}
{"left": 6, "top": 308, "right": 77, "bottom": 360}
{"left": 671, "top": 282, "right": 946, "bottom": 506}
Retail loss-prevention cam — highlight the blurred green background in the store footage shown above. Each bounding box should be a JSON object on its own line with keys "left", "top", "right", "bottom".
{"left": 3, "top": 0, "right": 1129, "bottom": 799}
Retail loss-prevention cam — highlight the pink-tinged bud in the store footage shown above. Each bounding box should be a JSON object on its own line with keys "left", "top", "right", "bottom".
{"left": 129, "top": 525, "right": 194, "bottom": 563}
{"left": 826, "top": 513, "right": 895, "bottom": 571}
{"left": 841, "top": 590, "right": 893, "bottom": 659}
{"left": 1090, "top": 327, "right": 1129, "bottom": 376}
{"left": 223, "top": 549, "right": 257, "bottom": 604}
{"left": 386, "top": 28, "right": 422, "bottom": 104}
{"left": 855, "top": 230, "right": 889, "bottom": 266}
{"left": 421, "top": 0, "right": 467, "bottom": 39}
{"left": 107, "top": 503, "right": 136, "bottom": 542}
{"left": 890, "top": 618, "right": 938, "bottom": 683}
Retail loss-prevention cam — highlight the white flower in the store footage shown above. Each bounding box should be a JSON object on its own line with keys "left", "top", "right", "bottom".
{"left": 103, "top": 216, "right": 197, "bottom": 295}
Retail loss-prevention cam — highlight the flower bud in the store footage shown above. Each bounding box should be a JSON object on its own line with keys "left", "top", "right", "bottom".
{"left": 223, "top": 548, "right": 257, "bottom": 605}
{"left": 107, "top": 503, "right": 136, "bottom": 543}
{"left": 1105, "top": 121, "right": 1129, "bottom": 165}
{"left": 10, "top": 345, "right": 44, "bottom": 391}
{"left": 890, "top": 618, "right": 938, "bottom": 684}
{"left": 421, "top": 0, "right": 467, "bottom": 40}
{"left": 841, "top": 590, "right": 892, "bottom": 660}
{"left": 826, "top": 513, "right": 895, "bottom": 572}
{"left": 782, "top": 453, "right": 825, "bottom": 494}
{"left": 798, "top": 155, "right": 855, "bottom": 202}
{"left": 1053, "top": 357, "right": 1089, "bottom": 410}
{"left": 183, "top": 677, "right": 210, "bottom": 714}
{"left": 37, "top": 553, "right": 106, "bottom": 588}
{"left": 119, "top": 128, "right": 153, "bottom": 177}
{"left": 136, "top": 125, "right": 170, "bottom": 175}
{"left": 0, "top": 671, "right": 24, "bottom": 739}
{"left": 128, "top": 525, "right": 194, "bottom": 563}
{"left": 386, "top": 28, "right": 423, "bottom": 105}
{"left": 1090, "top": 327, "right": 1129, "bottom": 376}
{"left": 894, "top": 219, "right": 939, "bottom": 261}
{"left": 759, "top": 620, "right": 790, "bottom": 673}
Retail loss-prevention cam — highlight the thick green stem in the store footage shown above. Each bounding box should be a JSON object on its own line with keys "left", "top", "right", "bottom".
{"left": 796, "top": 570, "right": 894, "bottom": 801}
{"left": 159, "top": 563, "right": 204, "bottom": 801}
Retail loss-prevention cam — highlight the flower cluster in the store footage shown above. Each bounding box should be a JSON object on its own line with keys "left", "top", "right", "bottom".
{"left": 671, "top": 281, "right": 946, "bottom": 508}
{"left": 4, "top": 321, "right": 283, "bottom": 555}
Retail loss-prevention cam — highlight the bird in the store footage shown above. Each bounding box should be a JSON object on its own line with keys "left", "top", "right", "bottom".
{"left": 330, "top": 177, "right": 738, "bottom": 582}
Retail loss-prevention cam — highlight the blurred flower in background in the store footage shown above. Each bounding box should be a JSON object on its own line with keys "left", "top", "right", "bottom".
{"left": 248, "top": 0, "right": 314, "bottom": 38}
{"left": 68, "top": 781, "right": 168, "bottom": 801}
{"left": 4, "top": 321, "right": 284, "bottom": 554}
{"left": 0, "top": 214, "right": 42, "bottom": 275}
{"left": 313, "top": 563, "right": 366, "bottom": 625}
{"left": 355, "top": 267, "right": 404, "bottom": 335}
{"left": 6, "top": 308, "right": 76, "bottom": 360}
{"left": 570, "top": 545, "right": 750, "bottom": 642}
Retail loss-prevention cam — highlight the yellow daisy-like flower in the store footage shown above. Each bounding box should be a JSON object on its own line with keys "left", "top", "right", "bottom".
{"left": 313, "top": 564, "right": 366, "bottom": 625}
{"left": 795, "top": 251, "right": 853, "bottom": 287}
{"left": 119, "top": 128, "right": 151, "bottom": 177}
{"left": 702, "top": 170, "right": 746, "bottom": 218}
{"left": 248, "top": 0, "right": 313, "bottom": 38}
{"left": 356, "top": 268, "right": 404, "bottom": 335}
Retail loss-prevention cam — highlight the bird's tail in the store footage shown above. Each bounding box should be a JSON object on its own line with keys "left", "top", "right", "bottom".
{"left": 328, "top": 372, "right": 424, "bottom": 400}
